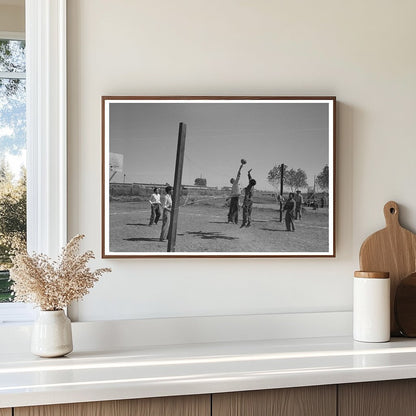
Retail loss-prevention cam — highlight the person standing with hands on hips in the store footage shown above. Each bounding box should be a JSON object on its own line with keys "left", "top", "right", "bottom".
{"left": 159, "top": 186, "right": 173, "bottom": 241}
{"left": 294, "top": 189, "right": 303, "bottom": 220}
{"left": 284, "top": 192, "right": 296, "bottom": 231}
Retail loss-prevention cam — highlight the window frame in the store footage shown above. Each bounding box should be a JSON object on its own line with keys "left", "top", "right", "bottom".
{"left": 0, "top": 0, "right": 67, "bottom": 323}
{"left": 26, "top": 0, "right": 67, "bottom": 257}
{"left": 0, "top": 31, "right": 25, "bottom": 41}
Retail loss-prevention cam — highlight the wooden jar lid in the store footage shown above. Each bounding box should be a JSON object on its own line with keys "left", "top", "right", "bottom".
{"left": 354, "top": 271, "right": 390, "bottom": 279}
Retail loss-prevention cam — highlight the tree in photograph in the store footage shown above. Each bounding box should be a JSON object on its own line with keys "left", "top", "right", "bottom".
{"left": 267, "top": 164, "right": 287, "bottom": 192}
{"left": 194, "top": 177, "right": 207, "bottom": 187}
{"left": 316, "top": 164, "right": 329, "bottom": 191}
{"left": 267, "top": 164, "right": 307, "bottom": 192}
{"left": 285, "top": 168, "right": 308, "bottom": 192}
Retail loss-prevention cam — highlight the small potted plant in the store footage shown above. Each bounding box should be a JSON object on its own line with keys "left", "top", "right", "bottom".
{"left": 10, "top": 234, "right": 111, "bottom": 357}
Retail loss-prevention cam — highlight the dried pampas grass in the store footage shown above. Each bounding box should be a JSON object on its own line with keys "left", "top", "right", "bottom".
{"left": 10, "top": 234, "right": 111, "bottom": 311}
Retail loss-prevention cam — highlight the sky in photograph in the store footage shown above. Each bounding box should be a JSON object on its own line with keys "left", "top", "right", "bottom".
{"left": 109, "top": 101, "right": 330, "bottom": 191}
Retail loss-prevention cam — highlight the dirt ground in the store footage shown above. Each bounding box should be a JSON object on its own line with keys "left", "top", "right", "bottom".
{"left": 109, "top": 199, "right": 329, "bottom": 254}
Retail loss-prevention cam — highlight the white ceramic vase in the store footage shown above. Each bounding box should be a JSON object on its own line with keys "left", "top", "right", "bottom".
{"left": 31, "top": 310, "right": 73, "bottom": 357}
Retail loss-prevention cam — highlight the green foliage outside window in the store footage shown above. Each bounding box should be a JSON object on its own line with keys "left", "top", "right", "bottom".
{"left": 0, "top": 39, "right": 27, "bottom": 302}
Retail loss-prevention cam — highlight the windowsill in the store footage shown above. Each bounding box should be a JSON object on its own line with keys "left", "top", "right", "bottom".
{"left": 2, "top": 335, "right": 416, "bottom": 408}
{"left": 0, "top": 303, "right": 36, "bottom": 325}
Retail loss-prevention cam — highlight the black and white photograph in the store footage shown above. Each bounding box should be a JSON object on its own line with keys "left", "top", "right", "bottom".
{"left": 102, "top": 97, "right": 335, "bottom": 257}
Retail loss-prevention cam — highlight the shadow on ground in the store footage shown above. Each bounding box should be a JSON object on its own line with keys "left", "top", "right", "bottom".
{"left": 124, "top": 237, "right": 162, "bottom": 242}
{"left": 187, "top": 231, "right": 237, "bottom": 240}
{"left": 260, "top": 228, "right": 290, "bottom": 232}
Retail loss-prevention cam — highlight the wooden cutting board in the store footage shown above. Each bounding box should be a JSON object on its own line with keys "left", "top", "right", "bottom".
{"left": 359, "top": 201, "right": 416, "bottom": 335}
{"left": 395, "top": 272, "right": 416, "bottom": 337}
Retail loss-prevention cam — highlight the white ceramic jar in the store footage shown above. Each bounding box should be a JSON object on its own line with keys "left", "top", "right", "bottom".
{"left": 353, "top": 271, "right": 390, "bottom": 343}
{"left": 31, "top": 310, "right": 73, "bottom": 357}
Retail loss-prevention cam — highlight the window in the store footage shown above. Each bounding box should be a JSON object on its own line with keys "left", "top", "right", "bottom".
{"left": 0, "top": 36, "right": 26, "bottom": 306}
{"left": 0, "top": 0, "right": 67, "bottom": 324}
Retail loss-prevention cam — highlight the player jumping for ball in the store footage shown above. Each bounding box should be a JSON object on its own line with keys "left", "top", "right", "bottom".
{"left": 240, "top": 169, "right": 256, "bottom": 228}
{"left": 228, "top": 159, "right": 246, "bottom": 224}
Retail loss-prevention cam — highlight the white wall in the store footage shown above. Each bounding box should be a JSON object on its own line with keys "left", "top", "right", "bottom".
{"left": 0, "top": 4, "right": 24, "bottom": 33}
{"left": 67, "top": 0, "right": 416, "bottom": 322}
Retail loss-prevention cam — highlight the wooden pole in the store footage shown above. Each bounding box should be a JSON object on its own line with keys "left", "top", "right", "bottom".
{"left": 279, "top": 163, "right": 284, "bottom": 222}
{"left": 167, "top": 122, "right": 187, "bottom": 252}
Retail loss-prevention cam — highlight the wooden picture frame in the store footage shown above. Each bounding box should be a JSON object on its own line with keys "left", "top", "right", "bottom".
{"left": 102, "top": 96, "right": 336, "bottom": 258}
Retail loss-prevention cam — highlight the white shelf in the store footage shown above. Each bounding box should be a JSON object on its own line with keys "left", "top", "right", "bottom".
{"left": 2, "top": 336, "right": 416, "bottom": 408}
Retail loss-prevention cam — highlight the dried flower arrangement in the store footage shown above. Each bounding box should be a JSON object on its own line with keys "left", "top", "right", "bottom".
{"left": 10, "top": 234, "right": 111, "bottom": 311}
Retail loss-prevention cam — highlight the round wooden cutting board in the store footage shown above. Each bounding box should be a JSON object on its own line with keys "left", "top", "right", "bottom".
{"left": 359, "top": 201, "right": 416, "bottom": 336}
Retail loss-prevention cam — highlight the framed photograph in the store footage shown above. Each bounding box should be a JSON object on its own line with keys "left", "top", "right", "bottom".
{"left": 102, "top": 96, "right": 336, "bottom": 258}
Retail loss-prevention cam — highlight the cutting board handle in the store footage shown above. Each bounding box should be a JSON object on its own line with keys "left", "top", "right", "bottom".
{"left": 384, "top": 201, "right": 400, "bottom": 228}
